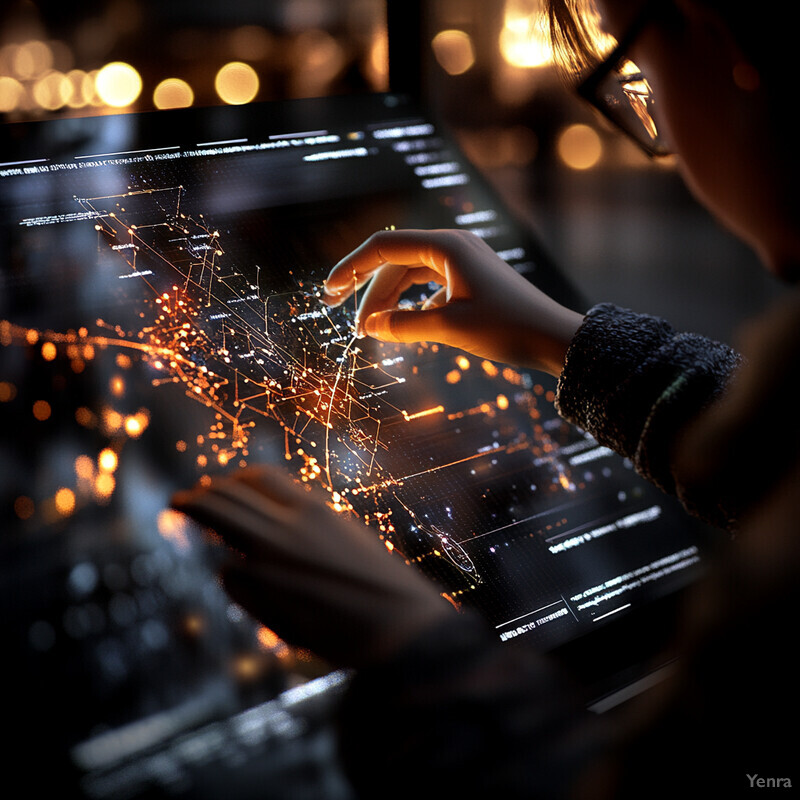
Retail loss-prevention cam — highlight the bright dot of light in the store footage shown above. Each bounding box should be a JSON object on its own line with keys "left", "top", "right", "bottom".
{"left": 124, "top": 412, "right": 148, "bottom": 437}
{"left": 557, "top": 124, "right": 603, "bottom": 170}
{"left": 95, "top": 62, "right": 142, "bottom": 107}
{"left": 98, "top": 448, "right": 118, "bottom": 473}
{"left": 41, "top": 341, "right": 57, "bottom": 361}
{"left": 431, "top": 30, "right": 475, "bottom": 76}
{"left": 214, "top": 61, "right": 259, "bottom": 105}
{"left": 153, "top": 77, "right": 194, "bottom": 109}
{"left": 55, "top": 487, "right": 76, "bottom": 516}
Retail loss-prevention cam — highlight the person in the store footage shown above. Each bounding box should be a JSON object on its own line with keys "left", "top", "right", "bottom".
{"left": 171, "top": 0, "right": 800, "bottom": 795}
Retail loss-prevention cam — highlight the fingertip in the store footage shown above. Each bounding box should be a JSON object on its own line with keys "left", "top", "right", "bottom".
{"left": 363, "top": 310, "right": 393, "bottom": 341}
{"left": 322, "top": 283, "right": 346, "bottom": 305}
{"left": 322, "top": 276, "right": 345, "bottom": 293}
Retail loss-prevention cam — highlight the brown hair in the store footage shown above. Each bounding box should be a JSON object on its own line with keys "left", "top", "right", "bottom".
{"left": 547, "top": 0, "right": 795, "bottom": 87}
{"left": 546, "top": 0, "right": 613, "bottom": 77}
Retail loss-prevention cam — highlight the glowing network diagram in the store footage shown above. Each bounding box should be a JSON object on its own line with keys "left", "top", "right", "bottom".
{"left": 2, "top": 181, "right": 580, "bottom": 599}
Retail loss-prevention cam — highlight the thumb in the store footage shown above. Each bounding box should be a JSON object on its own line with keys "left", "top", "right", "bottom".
{"left": 363, "top": 307, "right": 445, "bottom": 344}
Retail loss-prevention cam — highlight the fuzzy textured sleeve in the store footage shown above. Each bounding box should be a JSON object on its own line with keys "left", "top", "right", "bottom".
{"left": 555, "top": 303, "right": 743, "bottom": 530}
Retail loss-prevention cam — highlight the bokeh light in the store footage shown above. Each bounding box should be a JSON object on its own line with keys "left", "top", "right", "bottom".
{"left": 0, "top": 76, "right": 25, "bottom": 112}
{"left": 557, "top": 123, "right": 603, "bottom": 170}
{"left": 431, "top": 30, "right": 475, "bottom": 76}
{"left": 32, "top": 70, "right": 72, "bottom": 111}
{"left": 65, "top": 69, "right": 97, "bottom": 108}
{"left": 153, "top": 77, "right": 194, "bottom": 109}
{"left": 94, "top": 61, "right": 142, "bottom": 107}
{"left": 54, "top": 487, "right": 76, "bottom": 516}
{"left": 12, "top": 40, "right": 54, "bottom": 80}
{"left": 214, "top": 61, "right": 259, "bottom": 105}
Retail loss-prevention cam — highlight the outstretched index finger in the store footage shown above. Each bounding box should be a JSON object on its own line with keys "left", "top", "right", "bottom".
{"left": 324, "top": 229, "right": 451, "bottom": 301}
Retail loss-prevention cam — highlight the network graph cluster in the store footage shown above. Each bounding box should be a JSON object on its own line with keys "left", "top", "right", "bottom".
{"left": 4, "top": 181, "right": 579, "bottom": 601}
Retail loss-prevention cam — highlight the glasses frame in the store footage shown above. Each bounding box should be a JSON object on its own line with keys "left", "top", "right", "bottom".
{"left": 576, "top": 1, "right": 672, "bottom": 157}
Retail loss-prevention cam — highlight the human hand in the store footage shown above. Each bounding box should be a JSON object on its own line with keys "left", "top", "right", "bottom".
{"left": 171, "top": 465, "right": 455, "bottom": 668}
{"left": 324, "top": 229, "right": 584, "bottom": 376}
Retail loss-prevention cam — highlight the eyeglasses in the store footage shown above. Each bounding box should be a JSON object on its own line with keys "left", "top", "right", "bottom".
{"left": 576, "top": 2, "right": 671, "bottom": 157}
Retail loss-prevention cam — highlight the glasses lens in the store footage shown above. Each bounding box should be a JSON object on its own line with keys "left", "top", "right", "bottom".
{"left": 594, "top": 60, "right": 670, "bottom": 155}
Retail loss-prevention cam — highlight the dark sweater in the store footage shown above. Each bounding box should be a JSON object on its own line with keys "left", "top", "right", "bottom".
{"left": 336, "top": 297, "right": 800, "bottom": 798}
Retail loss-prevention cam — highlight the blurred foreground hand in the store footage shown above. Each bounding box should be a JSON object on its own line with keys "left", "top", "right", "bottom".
{"left": 172, "top": 465, "right": 454, "bottom": 668}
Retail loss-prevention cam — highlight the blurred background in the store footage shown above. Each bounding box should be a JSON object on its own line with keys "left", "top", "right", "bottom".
{"left": 0, "top": 0, "right": 784, "bottom": 344}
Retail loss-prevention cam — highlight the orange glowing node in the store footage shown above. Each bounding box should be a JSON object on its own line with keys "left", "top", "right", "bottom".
{"left": 124, "top": 411, "right": 149, "bottom": 437}
{"left": 74, "top": 454, "right": 95, "bottom": 480}
{"left": 32, "top": 400, "right": 51, "bottom": 421}
{"left": 102, "top": 408, "right": 123, "bottom": 432}
{"left": 41, "top": 341, "right": 57, "bottom": 361}
{"left": 75, "top": 406, "right": 95, "bottom": 427}
{"left": 94, "top": 472, "right": 116, "bottom": 499}
{"left": 98, "top": 448, "right": 118, "bottom": 473}
{"left": 257, "top": 626, "right": 281, "bottom": 650}
{"left": 54, "top": 487, "right": 76, "bottom": 516}
{"left": 0, "top": 381, "right": 16, "bottom": 402}
{"left": 110, "top": 375, "right": 125, "bottom": 396}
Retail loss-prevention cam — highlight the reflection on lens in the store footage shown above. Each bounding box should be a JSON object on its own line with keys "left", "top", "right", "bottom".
{"left": 619, "top": 74, "right": 659, "bottom": 142}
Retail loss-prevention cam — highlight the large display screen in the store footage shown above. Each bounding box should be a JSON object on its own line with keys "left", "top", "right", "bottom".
{"left": 0, "top": 93, "right": 708, "bottom": 796}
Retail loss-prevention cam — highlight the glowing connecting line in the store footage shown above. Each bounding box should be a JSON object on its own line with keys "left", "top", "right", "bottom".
{"left": 402, "top": 405, "right": 444, "bottom": 422}
{"left": 73, "top": 183, "right": 412, "bottom": 490}
{"left": 3, "top": 181, "right": 581, "bottom": 600}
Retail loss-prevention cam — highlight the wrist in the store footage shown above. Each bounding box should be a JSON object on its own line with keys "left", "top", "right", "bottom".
{"left": 523, "top": 306, "right": 585, "bottom": 377}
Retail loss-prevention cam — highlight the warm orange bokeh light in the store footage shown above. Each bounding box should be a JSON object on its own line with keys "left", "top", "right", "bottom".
{"left": 214, "top": 62, "right": 259, "bottom": 105}
{"left": 95, "top": 62, "right": 142, "bottom": 107}
{"left": 54, "top": 487, "right": 76, "bottom": 516}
